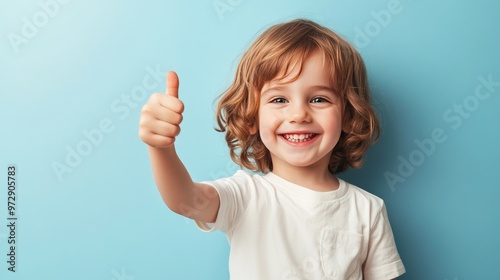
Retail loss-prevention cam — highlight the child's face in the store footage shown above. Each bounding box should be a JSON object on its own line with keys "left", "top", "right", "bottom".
{"left": 257, "top": 50, "right": 343, "bottom": 175}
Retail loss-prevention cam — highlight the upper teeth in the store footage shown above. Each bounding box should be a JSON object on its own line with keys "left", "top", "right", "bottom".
{"left": 283, "top": 133, "right": 314, "bottom": 142}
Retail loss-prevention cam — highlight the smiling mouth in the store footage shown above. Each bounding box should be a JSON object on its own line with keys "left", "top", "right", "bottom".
{"left": 281, "top": 133, "right": 317, "bottom": 143}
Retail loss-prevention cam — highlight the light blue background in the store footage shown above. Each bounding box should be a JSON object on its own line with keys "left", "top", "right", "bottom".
{"left": 1, "top": 0, "right": 499, "bottom": 279}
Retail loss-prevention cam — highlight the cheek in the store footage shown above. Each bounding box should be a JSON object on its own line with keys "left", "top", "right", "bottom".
{"left": 324, "top": 111, "right": 343, "bottom": 135}
{"left": 258, "top": 112, "right": 280, "bottom": 140}
{"left": 259, "top": 130, "right": 279, "bottom": 156}
{"left": 259, "top": 111, "right": 281, "bottom": 129}
{"left": 258, "top": 122, "right": 273, "bottom": 139}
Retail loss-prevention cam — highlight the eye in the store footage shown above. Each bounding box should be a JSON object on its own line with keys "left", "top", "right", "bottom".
{"left": 270, "top": 97, "right": 288, "bottom": 103}
{"left": 310, "top": 96, "right": 329, "bottom": 103}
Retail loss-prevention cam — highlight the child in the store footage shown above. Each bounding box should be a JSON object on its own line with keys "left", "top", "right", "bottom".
{"left": 139, "top": 18, "right": 405, "bottom": 280}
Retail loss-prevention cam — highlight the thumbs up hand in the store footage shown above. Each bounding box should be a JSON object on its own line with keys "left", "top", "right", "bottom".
{"left": 139, "top": 71, "right": 184, "bottom": 148}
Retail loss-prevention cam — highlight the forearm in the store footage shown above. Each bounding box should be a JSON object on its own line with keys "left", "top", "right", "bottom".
{"left": 148, "top": 145, "right": 195, "bottom": 213}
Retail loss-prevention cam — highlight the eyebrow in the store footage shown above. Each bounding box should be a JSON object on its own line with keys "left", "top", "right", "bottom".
{"left": 308, "top": 85, "right": 336, "bottom": 94}
{"left": 262, "top": 85, "right": 336, "bottom": 95}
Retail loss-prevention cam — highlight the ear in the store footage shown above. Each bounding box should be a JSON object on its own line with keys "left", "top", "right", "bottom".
{"left": 249, "top": 123, "right": 258, "bottom": 135}
{"left": 342, "top": 115, "right": 352, "bottom": 134}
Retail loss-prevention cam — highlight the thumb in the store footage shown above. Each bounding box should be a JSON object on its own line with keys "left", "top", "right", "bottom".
{"left": 165, "top": 71, "right": 179, "bottom": 98}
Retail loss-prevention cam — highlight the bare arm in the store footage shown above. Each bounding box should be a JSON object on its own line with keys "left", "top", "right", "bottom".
{"left": 148, "top": 146, "right": 219, "bottom": 222}
{"left": 139, "top": 72, "right": 219, "bottom": 223}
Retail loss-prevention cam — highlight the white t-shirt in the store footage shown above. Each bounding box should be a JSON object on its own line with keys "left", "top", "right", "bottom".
{"left": 195, "top": 170, "right": 405, "bottom": 280}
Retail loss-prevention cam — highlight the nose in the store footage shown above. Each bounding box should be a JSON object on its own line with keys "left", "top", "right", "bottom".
{"left": 286, "top": 102, "right": 311, "bottom": 123}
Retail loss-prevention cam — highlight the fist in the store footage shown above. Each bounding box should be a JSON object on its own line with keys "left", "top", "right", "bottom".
{"left": 139, "top": 71, "right": 184, "bottom": 148}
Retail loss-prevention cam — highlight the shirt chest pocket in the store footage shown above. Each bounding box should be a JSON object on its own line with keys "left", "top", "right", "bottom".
{"left": 320, "top": 229, "right": 364, "bottom": 279}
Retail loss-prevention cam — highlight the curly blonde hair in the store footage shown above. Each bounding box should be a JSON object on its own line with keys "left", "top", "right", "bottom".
{"left": 216, "top": 18, "right": 380, "bottom": 174}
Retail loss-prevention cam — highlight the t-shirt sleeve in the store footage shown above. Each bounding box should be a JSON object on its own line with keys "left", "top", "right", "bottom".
{"left": 363, "top": 203, "right": 406, "bottom": 280}
{"left": 194, "top": 170, "right": 253, "bottom": 233}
